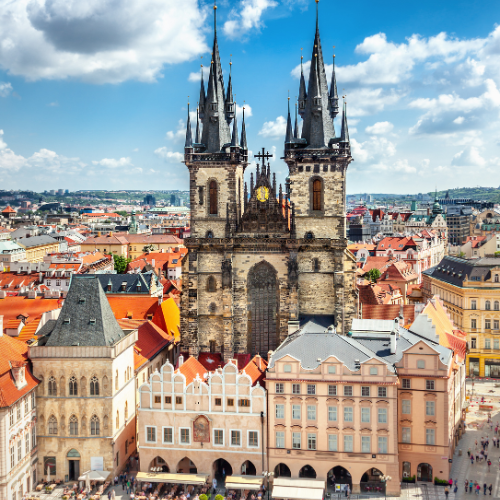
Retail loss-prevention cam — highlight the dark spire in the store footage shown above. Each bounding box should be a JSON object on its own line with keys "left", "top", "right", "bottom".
{"left": 273, "top": 172, "right": 276, "bottom": 194}
{"left": 240, "top": 106, "right": 248, "bottom": 150}
{"left": 340, "top": 100, "right": 350, "bottom": 143}
{"left": 285, "top": 97, "right": 293, "bottom": 144}
{"left": 195, "top": 105, "right": 201, "bottom": 144}
{"left": 244, "top": 182, "right": 248, "bottom": 210}
{"left": 298, "top": 50, "right": 307, "bottom": 118}
{"left": 294, "top": 102, "right": 299, "bottom": 139}
{"left": 250, "top": 172, "right": 254, "bottom": 194}
{"left": 185, "top": 101, "right": 193, "bottom": 149}
{"left": 329, "top": 54, "right": 339, "bottom": 119}
{"left": 225, "top": 58, "right": 235, "bottom": 122}
{"left": 300, "top": 1, "right": 336, "bottom": 148}
{"left": 199, "top": 65, "right": 206, "bottom": 120}
{"left": 200, "top": 2, "right": 231, "bottom": 152}
{"left": 230, "top": 101, "right": 239, "bottom": 147}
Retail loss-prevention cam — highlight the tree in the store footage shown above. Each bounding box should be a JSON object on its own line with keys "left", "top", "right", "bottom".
{"left": 115, "top": 210, "right": 129, "bottom": 217}
{"left": 367, "top": 268, "right": 381, "bottom": 282}
{"left": 458, "top": 251, "right": 466, "bottom": 258}
{"left": 113, "top": 255, "right": 131, "bottom": 274}
{"left": 143, "top": 244, "right": 157, "bottom": 253}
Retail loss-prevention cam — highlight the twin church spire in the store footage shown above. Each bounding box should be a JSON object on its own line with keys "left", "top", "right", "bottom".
{"left": 287, "top": 0, "right": 349, "bottom": 152}
{"left": 185, "top": 3, "right": 247, "bottom": 154}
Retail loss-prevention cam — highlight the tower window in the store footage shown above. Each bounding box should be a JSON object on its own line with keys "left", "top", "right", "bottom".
{"left": 313, "top": 259, "right": 320, "bottom": 272}
{"left": 209, "top": 180, "right": 218, "bottom": 215}
{"left": 207, "top": 276, "right": 216, "bottom": 292}
{"left": 313, "top": 179, "right": 322, "bottom": 211}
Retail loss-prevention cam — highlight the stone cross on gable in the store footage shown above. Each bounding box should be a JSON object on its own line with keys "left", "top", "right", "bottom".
{"left": 254, "top": 147, "right": 273, "bottom": 169}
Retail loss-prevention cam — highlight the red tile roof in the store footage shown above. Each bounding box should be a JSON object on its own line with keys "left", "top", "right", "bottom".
{"left": 107, "top": 296, "right": 159, "bottom": 320}
{"left": 243, "top": 355, "right": 268, "bottom": 386}
{"left": 198, "top": 353, "right": 222, "bottom": 371}
{"left": 0, "top": 297, "right": 61, "bottom": 324}
{"left": 177, "top": 357, "right": 207, "bottom": 385}
{"left": 361, "top": 304, "right": 416, "bottom": 325}
{"left": 2, "top": 206, "right": 16, "bottom": 213}
{"left": 0, "top": 335, "right": 39, "bottom": 407}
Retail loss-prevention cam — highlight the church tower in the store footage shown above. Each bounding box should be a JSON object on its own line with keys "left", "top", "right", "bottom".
{"left": 184, "top": 3, "right": 248, "bottom": 239}
{"left": 180, "top": 1, "right": 357, "bottom": 361}
{"left": 283, "top": 0, "right": 356, "bottom": 333}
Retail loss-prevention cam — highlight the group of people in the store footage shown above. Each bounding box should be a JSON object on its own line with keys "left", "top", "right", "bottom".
{"left": 114, "top": 473, "right": 136, "bottom": 495}
{"left": 464, "top": 480, "right": 493, "bottom": 496}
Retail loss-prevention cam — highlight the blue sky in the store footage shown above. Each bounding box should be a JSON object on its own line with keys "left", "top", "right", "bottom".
{"left": 0, "top": 0, "right": 499, "bottom": 194}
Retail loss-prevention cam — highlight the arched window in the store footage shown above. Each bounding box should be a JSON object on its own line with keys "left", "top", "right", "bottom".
{"left": 209, "top": 180, "right": 218, "bottom": 215}
{"left": 116, "top": 411, "right": 120, "bottom": 429}
{"left": 124, "top": 370, "right": 127, "bottom": 383}
{"left": 115, "top": 370, "right": 118, "bottom": 390}
{"left": 486, "top": 301, "right": 491, "bottom": 310}
{"left": 312, "top": 179, "right": 322, "bottom": 211}
{"left": 48, "top": 416, "right": 58, "bottom": 435}
{"left": 69, "top": 376, "right": 78, "bottom": 396}
{"left": 207, "top": 276, "right": 216, "bottom": 292}
{"left": 313, "top": 259, "right": 320, "bottom": 272}
{"left": 206, "top": 230, "right": 214, "bottom": 239}
{"left": 48, "top": 377, "right": 57, "bottom": 396}
{"left": 495, "top": 301, "right": 499, "bottom": 311}
{"left": 90, "top": 415, "right": 100, "bottom": 436}
{"left": 90, "top": 376, "right": 99, "bottom": 396}
{"left": 125, "top": 401, "right": 128, "bottom": 420}
{"left": 69, "top": 415, "right": 78, "bottom": 436}
{"left": 495, "top": 275, "right": 499, "bottom": 283}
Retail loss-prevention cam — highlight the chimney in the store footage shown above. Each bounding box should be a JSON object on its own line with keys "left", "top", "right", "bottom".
{"left": 152, "top": 259, "right": 155, "bottom": 268}
{"left": 178, "top": 354, "right": 184, "bottom": 367}
{"left": 390, "top": 319, "right": 398, "bottom": 354}
{"left": 0, "top": 315, "right": 3, "bottom": 336}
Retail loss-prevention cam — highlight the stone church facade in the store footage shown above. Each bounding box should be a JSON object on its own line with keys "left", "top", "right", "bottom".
{"left": 180, "top": 4, "right": 357, "bottom": 361}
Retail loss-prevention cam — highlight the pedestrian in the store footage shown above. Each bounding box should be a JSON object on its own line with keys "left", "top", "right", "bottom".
{"left": 488, "top": 459, "right": 491, "bottom": 471}
{"left": 212, "top": 477, "right": 217, "bottom": 494}
{"left": 465, "top": 479, "right": 469, "bottom": 493}
{"left": 475, "top": 440, "right": 478, "bottom": 450}
{"left": 476, "top": 484, "right": 481, "bottom": 495}
{"left": 471, "top": 455, "right": 474, "bottom": 465}
{"left": 454, "top": 484, "right": 458, "bottom": 495}
{"left": 483, "top": 483, "right": 487, "bottom": 495}
{"left": 111, "top": 489, "right": 116, "bottom": 500}
{"left": 468, "top": 448, "right": 471, "bottom": 457}
{"left": 108, "top": 491, "right": 112, "bottom": 500}
{"left": 488, "top": 484, "right": 492, "bottom": 496}
{"left": 127, "top": 480, "right": 131, "bottom": 495}
{"left": 444, "top": 486, "right": 449, "bottom": 499}
{"left": 346, "top": 484, "right": 350, "bottom": 498}
{"left": 222, "top": 468, "right": 226, "bottom": 481}
{"left": 470, "top": 480, "right": 474, "bottom": 493}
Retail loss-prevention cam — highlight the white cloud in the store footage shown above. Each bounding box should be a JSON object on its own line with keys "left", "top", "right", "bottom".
{"left": 0, "top": 83, "right": 13, "bottom": 97}
{"left": 237, "top": 103, "right": 252, "bottom": 119}
{"left": 346, "top": 88, "right": 403, "bottom": 117}
{"left": 0, "top": 0, "right": 208, "bottom": 84}
{"left": 409, "top": 79, "right": 500, "bottom": 135}
{"left": 166, "top": 119, "right": 187, "bottom": 143}
{"left": 92, "top": 157, "right": 134, "bottom": 168}
{"left": 365, "top": 121, "right": 394, "bottom": 135}
{"left": 223, "top": 0, "right": 278, "bottom": 39}
{"left": 154, "top": 147, "right": 183, "bottom": 162}
{"left": 188, "top": 65, "right": 210, "bottom": 83}
{"left": 258, "top": 116, "right": 286, "bottom": 139}
{"left": 351, "top": 136, "right": 397, "bottom": 164}
{"left": 451, "top": 146, "right": 486, "bottom": 167}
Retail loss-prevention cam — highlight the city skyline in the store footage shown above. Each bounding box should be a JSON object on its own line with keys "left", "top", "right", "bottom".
{"left": 0, "top": 0, "right": 499, "bottom": 192}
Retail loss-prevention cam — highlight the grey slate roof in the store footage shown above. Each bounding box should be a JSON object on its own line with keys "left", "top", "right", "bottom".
{"left": 96, "top": 271, "right": 154, "bottom": 294}
{"left": 36, "top": 319, "right": 57, "bottom": 339}
{"left": 270, "top": 319, "right": 453, "bottom": 373}
{"left": 17, "top": 235, "right": 59, "bottom": 248}
{"left": 423, "top": 255, "right": 500, "bottom": 287}
{"left": 44, "top": 275, "right": 127, "bottom": 347}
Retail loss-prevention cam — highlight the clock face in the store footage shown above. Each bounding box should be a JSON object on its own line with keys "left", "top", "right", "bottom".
{"left": 256, "top": 186, "right": 270, "bottom": 202}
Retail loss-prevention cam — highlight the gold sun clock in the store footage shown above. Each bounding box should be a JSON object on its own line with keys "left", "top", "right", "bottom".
{"left": 256, "top": 186, "right": 270, "bottom": 202}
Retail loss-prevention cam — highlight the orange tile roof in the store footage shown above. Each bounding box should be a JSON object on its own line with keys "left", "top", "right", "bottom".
{"left": 361, "top": 304, "right": 416, "bottom": 325}
{"left": 118, "top": 319, "right": 173, "bottom": 370}
{"left": 0, "top": 335, "right": 39, "bottom": 407}
{"left": 107, "top": 296, "right": 159, "bottom": 320}
{"left": 5, "top": 319, "right": 22, "bottom": 329}
{"left": 0, "top": 297, "right": 61, "bottom": 324}
{"left": 2, "top": 206, "right": 16, "bottom": 213}
{"left": 18, "top": 319, "right": 41, "bottom": 342}
{"left": 243, "top": 355, "right": 268, "bottom": 386}
{"left": 176, "top": 357, "right": 206, "bottom": 385}
{"left": 152, "top": 297, "right": 180, "bottom": 342}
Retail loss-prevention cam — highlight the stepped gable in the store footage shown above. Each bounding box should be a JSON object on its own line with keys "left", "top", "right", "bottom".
{"left": 238, "top": 158, "right": 290, "bottom": 236}
{"left": 44, "top": 275, "right": 127, "bottom": 347}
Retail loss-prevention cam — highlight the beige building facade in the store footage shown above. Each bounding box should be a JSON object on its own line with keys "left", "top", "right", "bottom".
{"left": 138, "top": 356, "right": 267, "bottom": 479}
{"left": 30, "top": 275, "right": 138, "bottom": 482}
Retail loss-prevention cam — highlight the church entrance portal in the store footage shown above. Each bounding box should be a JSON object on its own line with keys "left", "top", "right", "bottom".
{"left": 247, "top": 262, "right": 279, "bottom": 356}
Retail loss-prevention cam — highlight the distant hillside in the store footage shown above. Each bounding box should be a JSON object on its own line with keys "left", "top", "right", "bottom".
{"left": 430, "top": 187, "right": 500, "bottom": 203}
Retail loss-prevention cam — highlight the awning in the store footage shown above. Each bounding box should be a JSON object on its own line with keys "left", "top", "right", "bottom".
{"left": 271, "top": 477, "right": 325, "bottom": 500}
{"left": 271, "top": 486, "right": 323, "bottom": 500}
{"left": 225, "top": 475, "right": 264, "bottom": 490}
{"left": 78, "top": 470, "right": 111, "bottom": 482}
{"left": 136, "top": 472, "right": 209, "bottom": 485}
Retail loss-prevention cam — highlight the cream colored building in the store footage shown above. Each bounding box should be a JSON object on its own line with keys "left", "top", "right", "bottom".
{"left": 17, "top": 236, "right": 60, "bottom": 263}
{"left": 138, "top": 355, "right": 267, "bottom": 479}
{"left": 30, "top": 275, "right": 138, "bottom": 482}
{"left": 0, "top": 324, "right": 39, "bottom": 500}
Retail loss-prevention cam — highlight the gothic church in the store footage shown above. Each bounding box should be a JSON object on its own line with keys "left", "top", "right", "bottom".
{"left": 180, "top": 2, "right": 357, "bottom": 361}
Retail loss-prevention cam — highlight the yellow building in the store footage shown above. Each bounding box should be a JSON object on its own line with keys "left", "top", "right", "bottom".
{"left": 423, "top": 256, "right": 500, "bottom": 377}
{"left": 81, "top": 234, "right": 184, "bottom": 259}
{"left": 17, "top": 235, "right": 60, "bottom": 263}
{"left": 80, "top": 233, "right": 129, "bottom": 257}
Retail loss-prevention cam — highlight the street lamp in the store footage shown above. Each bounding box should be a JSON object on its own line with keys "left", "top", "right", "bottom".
{"left": 262, "top": 471, "right": 274, "bottom": 500}
{"left": 380, "top": 474, "right": 392, "bottom": 499}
